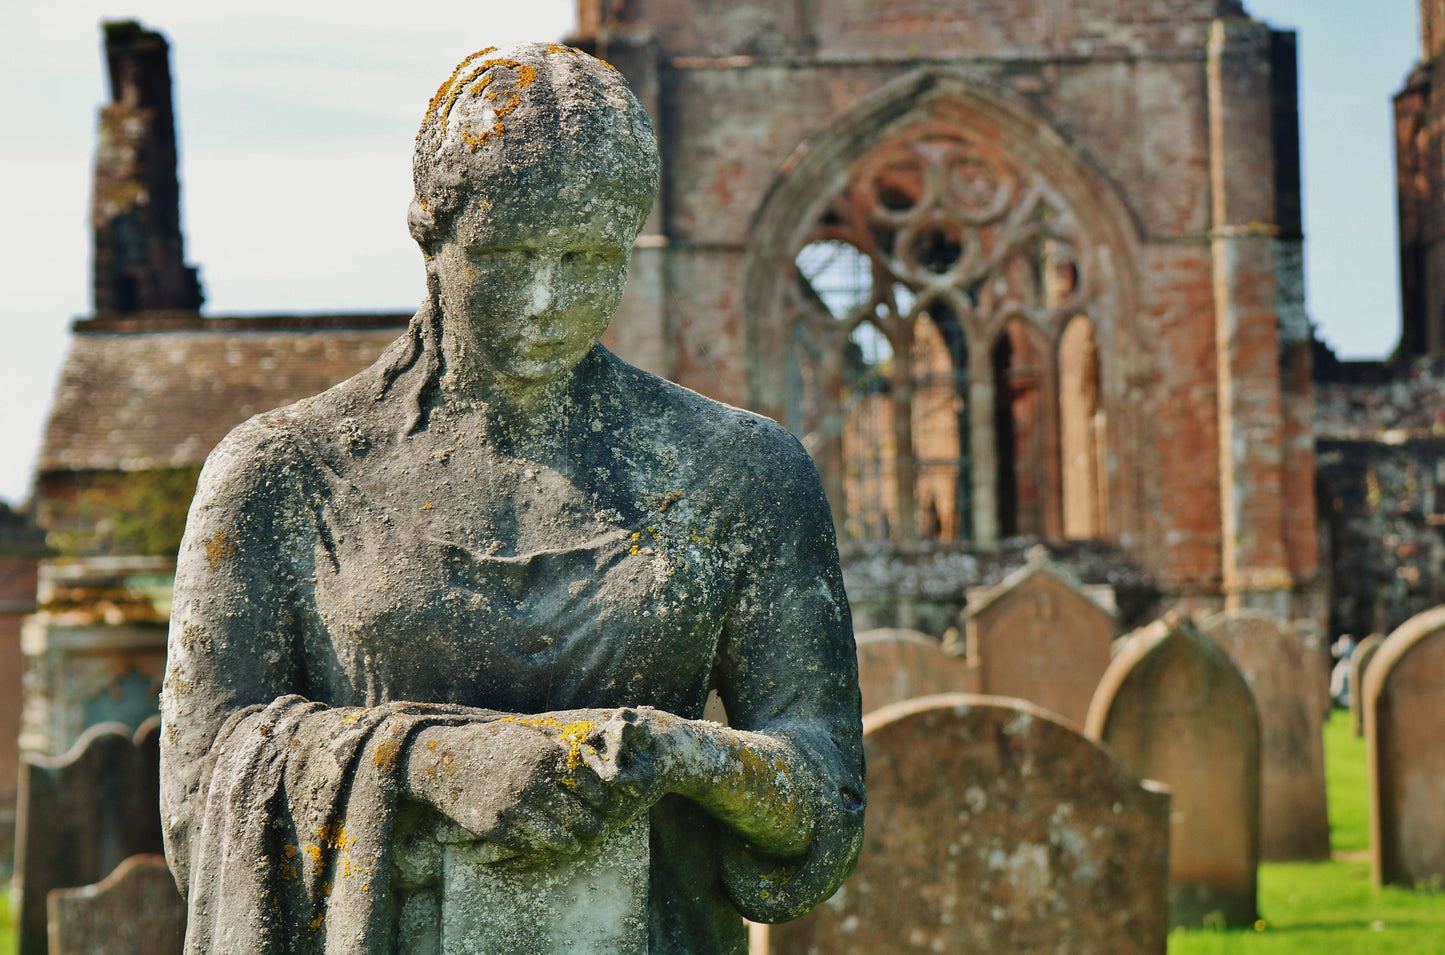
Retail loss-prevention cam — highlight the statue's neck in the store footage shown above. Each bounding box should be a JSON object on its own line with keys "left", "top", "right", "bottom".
{"left": 433, "top": 333, "right": 600, "bottom": 451}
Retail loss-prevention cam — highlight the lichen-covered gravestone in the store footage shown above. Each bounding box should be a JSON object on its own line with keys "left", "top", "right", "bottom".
{"left": 1365, "top": 606, "right": 1445, "bottom": 889}
{"left": 1086, "top": 613, "right": 1260, "bottom": 928}
{"left": 1201, "top": 609, "right": 1329, "bottom": 862}
{"left": 853, "top": 628, "right": 970, "bottom": 715}
{"left": 768, "top": 694, "right": 1170, "bottom": 955}
{"left": 963, "top": 547, "right": 1116, "bottom": 726}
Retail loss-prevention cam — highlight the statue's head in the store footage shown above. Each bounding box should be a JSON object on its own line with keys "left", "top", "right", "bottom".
{"left": 409, "top": 43, "right": 659, "bottom": 385}
{"left": 410, "top": 42, "right": 658, "bottom": 255}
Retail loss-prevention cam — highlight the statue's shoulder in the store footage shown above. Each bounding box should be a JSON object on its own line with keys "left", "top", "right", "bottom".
{"left": 599, "top": 350, "right": 818, "bottom": 486}
{"left": 202, "top": 341, "right": 402, "bottom": 493}
{"left": 197, "top": 402, "right": 325, "bottom": 501}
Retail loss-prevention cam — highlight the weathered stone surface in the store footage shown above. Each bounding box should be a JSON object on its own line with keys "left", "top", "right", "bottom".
{"left": 1086, "top": 613, "right": 1260, "bottom": 928}
{"left": 1201, "top": 609, "right": 1329, "bottom": 862}
{"left": 1366, "top": 605, "right": 1445, "bottom": 889}
{"left": 161, "top": 41, "right": 864, "bottom": 955}
{"left": 853, "top": 628, "right": 969, "bottom": 714}
{"left": 1349, "top": 634, "right": 1384, "bottom": 737}
{"left": 14, "top": 718, "right": 167, "bottom": 955}
{"left": 963, "top": 548, "right": 1116, "bottom": 726}
{"left": 436, "top": 818, "right": 647, "bottom": 955}
{"left": 768, "top": 694, "right": 1170, "bottom": 955}
{"left": 47, "top": 854, "right": 185, "bottom": 955}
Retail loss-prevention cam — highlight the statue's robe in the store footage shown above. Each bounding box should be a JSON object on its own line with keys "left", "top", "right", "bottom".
{"left": 161, "top": 311, "right": 866, "bottom": 954}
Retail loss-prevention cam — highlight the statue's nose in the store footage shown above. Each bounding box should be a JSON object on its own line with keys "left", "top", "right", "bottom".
{"left": 524, "top": 259, "right": 557, "bottom": 317}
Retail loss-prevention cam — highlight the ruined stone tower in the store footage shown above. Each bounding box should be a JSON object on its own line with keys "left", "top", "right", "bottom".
{"left": 90, "top": 20, "right": 203, "bottom": 316}
{"left": 579, "top": 0, "right": 1318, "bottom": 621}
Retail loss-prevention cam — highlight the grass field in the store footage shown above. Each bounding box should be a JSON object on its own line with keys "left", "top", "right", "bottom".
{"left": 0, "top": 710, "right": 1440, "bottom": 953}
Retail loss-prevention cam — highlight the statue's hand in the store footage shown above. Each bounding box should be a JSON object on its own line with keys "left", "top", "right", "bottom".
{"left": 404, "top": 719, "right": 618, "bottom": 858}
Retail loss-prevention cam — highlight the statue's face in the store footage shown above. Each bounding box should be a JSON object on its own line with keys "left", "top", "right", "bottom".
{"left": 433, "top": 183, "right": 638, "bottom": 385}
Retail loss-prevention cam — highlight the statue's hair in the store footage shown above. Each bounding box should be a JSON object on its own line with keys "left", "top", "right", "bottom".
{"left": 408, "top": 42, "right": 660, "bottom": 253}
{"left": 383, "top": 43, "right": 660, "bottom": 432}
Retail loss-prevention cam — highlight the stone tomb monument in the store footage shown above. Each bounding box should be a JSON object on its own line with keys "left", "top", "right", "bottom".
{"left": 158, "top": 42, "right": 864, "bottom": 954}
{"left": 768, "top": 694, "right": 1171, "bottom": 955}
{"left": 853, "top": 628, "right": 970, "bottom": 715}
{"left": 1200, "top": 609, "right": 1329, "bottom": 862}
{"left": 963, "top": 547, "right": 1116, "bottom": 726}
{"left": 1086, "top": 613, "right": 1260, "bottom": 928}
{"left": 1349, "top": 633, "right": 1384, "bottom": 737}
{"left": 1365, "top": 605, "right": 1445, "bottom": 889}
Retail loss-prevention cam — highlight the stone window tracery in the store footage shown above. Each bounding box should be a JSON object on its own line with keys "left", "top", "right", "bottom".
{"left": 783, "top": 121, "right": 1104, "bottom": 545}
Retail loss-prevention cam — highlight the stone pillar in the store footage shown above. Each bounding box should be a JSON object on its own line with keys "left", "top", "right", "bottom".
{"left": 969, "top": 347, "right": 999, "bottom": 547}
{"left": 1207, "top": 18, "right": 1292, "bottom": 618}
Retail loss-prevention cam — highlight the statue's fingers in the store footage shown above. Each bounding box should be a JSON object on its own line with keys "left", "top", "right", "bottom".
{"left": 494, "top": 803, "right": 581, "bottom": 856}
{"left": 544, "top": 793, "right": 610, "bottom": 845}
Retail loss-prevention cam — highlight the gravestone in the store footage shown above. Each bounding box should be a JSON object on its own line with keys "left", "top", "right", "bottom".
{"left": 48, "top": 854, "right": 184, "bottom": 955}
{"left": 1201, "top": 610, "right": 1329, "bottom": 862}
{"left": 1086, "top": 613, "right": 1260, "bottom": 928}
{"left": 854, "top": 628, "right": 970, "bottom": 715}
{"left": 13, "top": 717, "right": 176, "bottom": 955}
{"left": 963, "top": 547, "right": 1116, "bottom": 726}
{"left": 768, "top": 694, "right": 1171, "bottom": 955}
{"left": 1365, "top": 605, "right": 1445, "bottom": 889}
{"left": 1349, "top": 634, "right": 1384, "bottom": 737}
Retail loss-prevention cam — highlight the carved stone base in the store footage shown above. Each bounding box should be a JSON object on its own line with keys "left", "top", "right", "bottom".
{"left": 398, "top": 817, "right": 649, "bottom": 955}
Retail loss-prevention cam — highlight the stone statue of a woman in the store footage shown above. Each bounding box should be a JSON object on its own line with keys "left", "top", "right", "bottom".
{"left": 160, "top": 42, "right": 864, "bottom": 955}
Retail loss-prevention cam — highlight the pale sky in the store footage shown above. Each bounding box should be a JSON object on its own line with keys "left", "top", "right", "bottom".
{"left": 0, "top": 0, "right": 1421, "bottom": 506}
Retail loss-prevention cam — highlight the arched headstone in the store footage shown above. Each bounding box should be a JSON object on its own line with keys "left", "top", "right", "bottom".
{"left": 854, "top": 628, "right": 970, "bottom": 715}
{"left": 1201, "top": 610, "right": 1329, "bottom": 862}
{"left": 1348, "top": 634, "right": 1384, "bottom": 737}
{"left": 963, "top": 548, "right": 1117, "bottom": 726}
{"left": 769, "top": 694, "right": 1170, "bottom": 955}
{"left": 1086, "top": 614, "right": 1260, "bottom": 928}
{"left": 13, "top": 717, "right": 174, "bottom": 955}
{"left": 1365, "top": 606, "right": 1445, "bottom": 889}
{"left": 48, "top": 854, "right": 184, "bottom": 955}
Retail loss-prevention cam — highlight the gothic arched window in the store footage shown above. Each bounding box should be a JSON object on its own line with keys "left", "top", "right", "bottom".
{"left": 781, "top": 122, "right": 1106, "bottom": 546}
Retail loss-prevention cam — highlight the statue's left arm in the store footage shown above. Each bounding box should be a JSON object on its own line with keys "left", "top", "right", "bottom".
{"left": 640, "top": 420, "right": 867, "bottom": 922}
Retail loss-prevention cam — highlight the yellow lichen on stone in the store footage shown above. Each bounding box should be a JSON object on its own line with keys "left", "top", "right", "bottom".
{"left": 372, "top": 737, "right": 402, "bottom": 770}
{"left": 558, "top": 720, "right": 600, "bottom": 771}
{"left": 203, "top": 530, "right": 236, "bottom": 570}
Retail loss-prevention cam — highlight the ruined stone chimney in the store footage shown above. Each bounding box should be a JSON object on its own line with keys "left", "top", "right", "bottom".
{"left": 91, "top": 20, "right": 203, "bottom": 317}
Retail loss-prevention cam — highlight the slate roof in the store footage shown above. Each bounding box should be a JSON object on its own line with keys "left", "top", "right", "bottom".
{"left": 39, "top": 313, "right": 412, "bottom": 473}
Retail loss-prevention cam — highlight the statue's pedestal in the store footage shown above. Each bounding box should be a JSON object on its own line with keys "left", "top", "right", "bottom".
{"left": 400, "top": 817, "right": 649, "bottom": 955}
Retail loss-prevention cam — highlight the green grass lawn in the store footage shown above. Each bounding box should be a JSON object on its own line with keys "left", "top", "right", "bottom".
{"left": 0, "top": 883, "right": 12, "bottom": 955}
{"left": 1168, "top": 709, "right": 1445, "bottom": 954}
